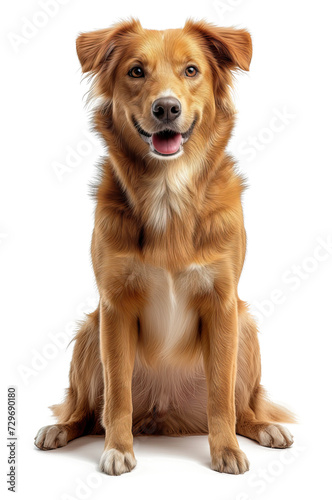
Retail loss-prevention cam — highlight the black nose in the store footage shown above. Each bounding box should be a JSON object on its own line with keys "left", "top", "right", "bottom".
{"left": 152, "top": 97, "right": 182, "bottom": 123}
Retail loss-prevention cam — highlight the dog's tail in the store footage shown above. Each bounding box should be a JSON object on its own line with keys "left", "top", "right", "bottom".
{"left": 253, "top": 385, "right": 297, "bottom": 423}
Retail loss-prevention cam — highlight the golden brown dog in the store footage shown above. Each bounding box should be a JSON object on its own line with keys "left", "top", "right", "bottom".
{"left": 34, "top": 19, "right": 295, "bottom": 475}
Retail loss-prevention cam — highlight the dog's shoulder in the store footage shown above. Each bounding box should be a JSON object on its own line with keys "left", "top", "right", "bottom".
{"left": 94, "top": 158, "right": 133, "bottom": 214}
{"left": 201, "top": 155, "right": 245, "bottom": 217}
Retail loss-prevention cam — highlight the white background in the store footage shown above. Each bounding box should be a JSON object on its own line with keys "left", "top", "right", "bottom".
{"left": 1, "top": 0, "right": 332, "bottom": 499}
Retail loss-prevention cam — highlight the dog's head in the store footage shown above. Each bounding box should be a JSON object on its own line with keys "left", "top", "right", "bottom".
{"left": 76, "top": 19, "right": 252, "bottom": 162}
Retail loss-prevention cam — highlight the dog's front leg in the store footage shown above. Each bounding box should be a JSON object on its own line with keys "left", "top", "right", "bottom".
{"left": 99, "top": 300, "right": 138, "bottom": 476}
{"left": 201, "top": 297, "right": 249, "bottom": 474}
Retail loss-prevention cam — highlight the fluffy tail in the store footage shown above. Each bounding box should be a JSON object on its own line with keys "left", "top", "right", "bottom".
{"left": 253, "top": 385, "right": 297, "bottom": 423}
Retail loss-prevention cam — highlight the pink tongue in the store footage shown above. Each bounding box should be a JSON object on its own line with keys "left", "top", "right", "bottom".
{"left": 152, "top": 132, "right": 182, "bottom": 155}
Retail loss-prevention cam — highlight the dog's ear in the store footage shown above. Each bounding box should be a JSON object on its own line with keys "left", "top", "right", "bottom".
{"left": 185, "top": 20, "right": 252, "bottom": 72}
{"left": 185, "top": 20, "right": 252, "bottom": 114}
{"left": 76, "top": 19, "right": 142, "bottom": 74}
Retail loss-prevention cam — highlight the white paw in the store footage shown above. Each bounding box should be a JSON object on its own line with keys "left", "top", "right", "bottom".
{"left": 258, "top": 424, "right": 294, "bottom": 448}
{"left": 211, "top": 447, "right": 250, "bottom": 474}
{"left": 99, "top": 449, "right": 137, "bottom": 476}
{"left": 34, "top": 425, "right": 68, "bottom": 450}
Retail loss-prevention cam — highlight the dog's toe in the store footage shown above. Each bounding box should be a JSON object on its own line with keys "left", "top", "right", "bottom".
{"left": 211, "top": 447, "right": 250, "bottom": 474}
{"left": 99, "top": 449, "right": 137, "bottom": 476}
{"left": 34, "top": 425, "right": 68, "bottom": 450}
{"left": 258, "top": 424, "right": 294, "bottom": 448}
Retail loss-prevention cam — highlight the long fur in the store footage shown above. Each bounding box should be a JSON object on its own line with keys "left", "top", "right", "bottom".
{"left": 36, "top": 19, "right": 295, "bottom": 476}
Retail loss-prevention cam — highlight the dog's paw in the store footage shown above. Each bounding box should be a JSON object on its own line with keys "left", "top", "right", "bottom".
{"left": 258, "top": 424, "right": 294, "bottom": 448}
{"left": 99, "top": 449, "right": 137, "bottom": 476}
{"left": 34, "top": 425, "right": 68, "bottom": 450}
{"left": 211, "top": 447, "right": 250, "bottom": 474}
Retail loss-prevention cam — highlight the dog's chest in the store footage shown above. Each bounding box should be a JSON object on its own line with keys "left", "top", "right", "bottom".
{"left": 140, "top": 268, "right": 198, "bottom": 363}
{"left": 139, "top": 265, "right": 214, "bottom": 366}
{"left": 142, "top": 166, "right": 192, "bottom": 232}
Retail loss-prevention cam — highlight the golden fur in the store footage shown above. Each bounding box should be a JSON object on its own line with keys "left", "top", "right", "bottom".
{"left": 34, "top": 19, "right": 295, "bottom": 475}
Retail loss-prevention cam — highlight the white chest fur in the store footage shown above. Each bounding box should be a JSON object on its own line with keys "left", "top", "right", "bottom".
{"left": 142, "top": 162, "right": 194, "bottom": 232}
{"left": 140, "top": 265, "right": 214, "bottom": 366}
{"left": 140, "top": 267, "right": 198, "bottom": 363}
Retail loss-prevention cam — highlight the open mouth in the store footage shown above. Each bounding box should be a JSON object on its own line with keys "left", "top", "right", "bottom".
{"left": 133, "top": 119, "right": 196, "bottom": 157}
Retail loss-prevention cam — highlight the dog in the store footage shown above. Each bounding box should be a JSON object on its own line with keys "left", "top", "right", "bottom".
{"left": 34, "top": 19, "right": 295, "bottom": 475}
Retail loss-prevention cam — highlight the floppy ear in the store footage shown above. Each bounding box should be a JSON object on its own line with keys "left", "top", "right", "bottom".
{"left": 185, "top": 20, "right": 252, "bottom": 114}
{"left": 76, "top": 19, "right": 142, "bottom": 74}
{"left": 185, "top": 20, "right": 252, "bottom": 72}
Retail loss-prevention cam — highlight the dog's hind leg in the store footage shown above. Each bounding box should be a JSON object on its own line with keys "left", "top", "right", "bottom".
{"left": 235, "top": 301, "right": 295, "bottom": 449}
{"left": 236, "top": 408, "right": 294, "bottom": 449}
{"left": 34, "top": 308, "right": 104, "bottom": 450}
{"left": 34, "top": 420, "right": 92, "bottom": 451}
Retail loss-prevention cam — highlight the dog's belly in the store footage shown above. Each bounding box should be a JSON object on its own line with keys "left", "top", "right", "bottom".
{"left": 139, "top": 267, "right": 200, "bottom": 367}
{"left": 132, "top": 359, "right": 208, "bottom": 435}
{"left": 132, "top": 265, "right": 212, "bottom": 433}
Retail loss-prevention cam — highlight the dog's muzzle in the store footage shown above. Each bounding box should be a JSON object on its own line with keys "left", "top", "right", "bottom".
{"left": 133, "top": 118, "right": 196, "bottom": 158}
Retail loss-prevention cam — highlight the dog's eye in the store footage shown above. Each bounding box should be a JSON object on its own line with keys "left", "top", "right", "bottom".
{"left": 185, "top": 66, "right": 198, "bottom": 77}
{"left": 128, "top": 67, "right": 145, "bottom": 78}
